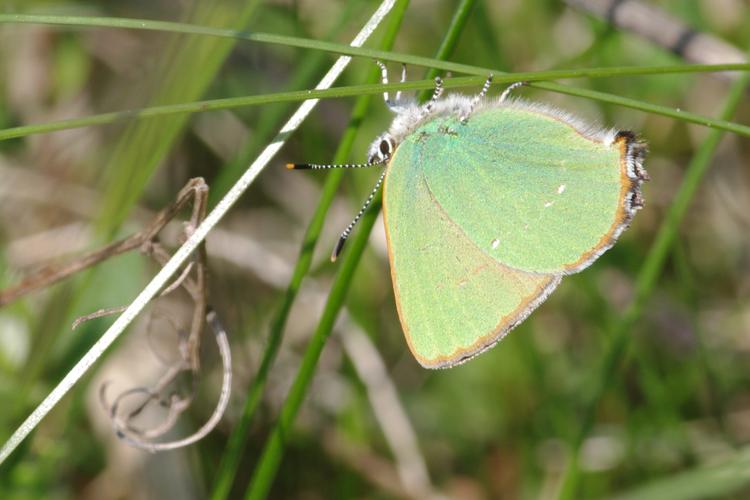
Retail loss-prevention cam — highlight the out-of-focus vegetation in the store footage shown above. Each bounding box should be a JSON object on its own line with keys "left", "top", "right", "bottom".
{"left": 1, "top": 0, "right": 750, "bottom": 498}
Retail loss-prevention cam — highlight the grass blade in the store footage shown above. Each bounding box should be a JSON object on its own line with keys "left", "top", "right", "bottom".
{"left": 241, "top": 0, "right": 480, "bottom": 496}
{"left": 208, "top": 2, "right": 410, "bottom": 498}
{"left": 0, "top": 0, "right": 396, "bottom": 467}
{"left": 556, "top": 69, "right": 750, "bottom": 500}
{"left": 242, "top": 194, "right": 384, "bottom": 500}
{"left": 94, "top": 0, "right": 262, "bottom": 234}
{"left": 2, "top": 13, "right": 748, "bottom": 82}
{"left": 2, "top": 65, "right": 750, "bottom": 143}
{"left": 611, "top": 448, "right": 750, "bottom": 500}
{"left": 207, "top": 1, "right": 365, "bottom": 206}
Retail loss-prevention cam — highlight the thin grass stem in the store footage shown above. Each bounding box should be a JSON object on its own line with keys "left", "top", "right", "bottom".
{"left": 208, "top": 2, "right": 409, "bottom": 498}
{"left": 2, "top": 67, "right": 750, "bottom": 142}
{"left": 241, "top": 0, "right": 476, "bottom": 495}
{"left": 0, "top": 0, "right": 397, "bottom": 467}
{"left": 556, "top": 69, "right": 750, "bottom": 500}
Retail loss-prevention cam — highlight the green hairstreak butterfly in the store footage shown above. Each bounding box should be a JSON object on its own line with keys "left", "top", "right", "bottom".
{"left": 289, "top": 64, "right": 648, "bottom": 368}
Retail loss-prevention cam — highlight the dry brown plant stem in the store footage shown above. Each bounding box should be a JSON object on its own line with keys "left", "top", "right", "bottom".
{"left": 0, "top": 177, "right": 230, "bottom": 451}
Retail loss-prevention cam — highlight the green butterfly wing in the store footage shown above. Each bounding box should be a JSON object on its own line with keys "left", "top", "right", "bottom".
{"left": 383, "top": 105, "right": 637, "bottom": 368}
{"left": 384, "top": 139, "right": 561, "bottom": 368}
{"left": 420, "top": 106, "right": 635, "bottom": 274}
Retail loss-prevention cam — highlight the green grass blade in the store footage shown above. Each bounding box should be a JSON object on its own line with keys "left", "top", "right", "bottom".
{"left": 2, "top": 4, "right": 750, "bottom": 497}
{"left": 243, "top": 191, "right": 382, "bottom": 500}
{"left": 95, "top": 0, "right": 262, "bottom": 235}
{"left": 0, "top": 0, "right": 397, "bottom": 469}
{"left": 2, "top": 13, "right": 748, "bottom": 81}
{"left": 2, "top": 66, "right": 750, "bottom": 143}
{"left": 3, "top": 14, "right": 750, "bottom": 143}
{"left": 417, "top": 0, "right": 477, "bottom": 101}
{"left": 241, "top": 1, "right": 479, "bottom": 495}
{"left": 207, "top": 1, "right": 364, "bottom": 206}
{"left": 611, "top": 448, "right": 750, "bottom": 500}
{"left": 556, "top": 69, "right": 750, "bottom": 500}
{"left": 208, "top": 3, "right": 410, "bottom": 499}
{"left": 0, "top": 0, "right": 263, "bottom": 469}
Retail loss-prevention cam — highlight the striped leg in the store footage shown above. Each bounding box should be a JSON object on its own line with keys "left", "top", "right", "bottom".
{"left": 460, "top": 74, "right": 493, "bottom": 123}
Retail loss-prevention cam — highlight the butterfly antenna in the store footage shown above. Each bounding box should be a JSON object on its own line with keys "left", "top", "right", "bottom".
{"left": 460, "top": 74, "right": 493, "bottom": 124}
{"left": 499, "top": 81, "right": 528, "bottom": 103}
{"left": 331, "top": 170, "right": 387, "bottom": 262}
{"left": 286, "top": 160, "right": 384, "bottom": 170}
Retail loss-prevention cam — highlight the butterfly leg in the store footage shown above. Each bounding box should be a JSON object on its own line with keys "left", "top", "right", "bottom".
{"left": 415, "top": 76, "right": 444, "bottom": 122}
{"left": 460, "top": 74, "right": 493, "bottom": 124}
{"left": 395, "top": 63, "right": 407, "bottom": 103}
{"left": 331, "top": 169, "right": 387, "bottom": 262}
{"left": 376, "top": 60, "right": 405, "bottom": 112}
{"left": 499, "top": 81, "right": 527, "bottom": 103}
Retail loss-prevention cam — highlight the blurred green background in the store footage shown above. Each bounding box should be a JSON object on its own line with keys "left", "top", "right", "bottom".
{"left": 1, "top": 0, "right": 750, "bottom": 498}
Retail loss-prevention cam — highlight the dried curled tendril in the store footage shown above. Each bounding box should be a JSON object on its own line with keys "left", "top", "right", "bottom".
{"left": 0, "top": 178, "right": 231, "bottom": 451}
{"left": 87, "top": 179, "right": 231, "bottom": 451}
{"left": 99, "top": 309, "right": 232, "bottom": 452}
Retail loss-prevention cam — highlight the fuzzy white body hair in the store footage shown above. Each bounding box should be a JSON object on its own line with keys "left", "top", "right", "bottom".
{"left": 367, "top": 93, "right": 618, "bottom": 161}
{"left": 368, "top": 86, "right": 647, "bottom": 276}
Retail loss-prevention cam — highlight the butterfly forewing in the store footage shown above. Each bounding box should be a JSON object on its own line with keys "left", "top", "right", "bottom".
{"left": 419, "top": 106, "right": 634, "bottom": 274}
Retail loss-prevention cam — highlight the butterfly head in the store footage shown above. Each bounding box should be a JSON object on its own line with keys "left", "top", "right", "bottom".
{"left": 367, "top": 133, "right": 396, "bottom": 165}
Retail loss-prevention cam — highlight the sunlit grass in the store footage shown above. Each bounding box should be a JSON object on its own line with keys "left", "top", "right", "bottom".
{"left": 1, "top": 1, "right": 750, "bottom": 498}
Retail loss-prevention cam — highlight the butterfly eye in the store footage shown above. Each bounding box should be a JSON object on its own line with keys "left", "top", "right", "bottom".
{"left": 379, "top": 138, "right": 392, "bottom": 157}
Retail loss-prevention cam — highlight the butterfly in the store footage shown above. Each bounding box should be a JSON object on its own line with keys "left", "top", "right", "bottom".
{"left": 289, "top": 63, "right": 648, "bottom": 368}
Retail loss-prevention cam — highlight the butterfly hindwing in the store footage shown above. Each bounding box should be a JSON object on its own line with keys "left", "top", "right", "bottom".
{"left": 383, "top": 138, "right": 561, "bottom": 368}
